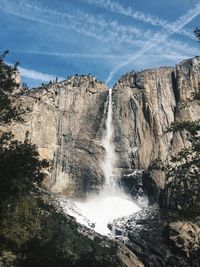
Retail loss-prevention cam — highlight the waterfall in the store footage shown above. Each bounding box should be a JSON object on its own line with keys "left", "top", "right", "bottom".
{"left": 70, "top": 88, "right": 140, "bottom": 235}
{"left": 101, "top": 89, "right": 117, "bottom": 187}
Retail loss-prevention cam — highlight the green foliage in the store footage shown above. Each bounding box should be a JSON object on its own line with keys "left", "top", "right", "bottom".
{"left": 0, "top": 90, "right": 24, "bottom": 124}
{"left": 192, "top": 82, "right": 200, "bottom": 101}
{"left": 161, "top": 120, "right": 200, "bottom": 216}
{"left": 166, "top": 120, "right": 200, "bottom": 136}
{"left": 0, "top": 52, "right": 24, "bottom": 124}
{"left": 0, "top": 132, "right": 49, "bottom": 205}
{"left": 168, "top": 120, "right": 200, "bottom": 175}
{"left": 0, "top": 53, "right": 49, "bottom": 208}
{"left": 194, "top": 27, "right": 200, "bottom": 41}
{"left": 0, "top": 250, "right": 17, "bottom": 267}
{"left": 0, "top": 193, "right": 121, "bottom": 267}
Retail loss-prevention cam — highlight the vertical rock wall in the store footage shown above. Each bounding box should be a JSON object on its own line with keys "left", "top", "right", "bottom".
{"left": 112, "top": 56, "right": 200, "bottom": 196}
{"left": 8, "top": 76, "right": 108, "bottom": 197}
{"left": 6, "top": 56, "right": 200, "bottom": 199}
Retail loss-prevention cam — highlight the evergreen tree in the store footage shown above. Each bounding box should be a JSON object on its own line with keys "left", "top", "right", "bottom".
{"left": 194, "top": 27, "right": 200, "bottom": 41}
{"left": 0, "top": 52, "right": 49, "bottom": 208}
{"left": 0, "top": 51, "right": 24, "bottom": 124}
{"left": 161, "top": 119, "right": 200, "bottom": 216}
{"left": 161, "top": 27, "right": 200, "bottom": 216}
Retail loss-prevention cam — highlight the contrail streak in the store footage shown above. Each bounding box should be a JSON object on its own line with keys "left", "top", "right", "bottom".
{"left": 0, "top": 0, "right": 149, "bottom": 44}
{"left": 11, "top": 49, "right": 189, "bottom": 62}
{"left": 11, "top": 50, "right": 129, "bottom": 59}
{"left": 85, "top": 0, "right": 195, "bottom": 40}
{"left": 0, "top": 0, "right": 198, "bottom": 62}
{"left": 106, "top": 2, "right": 200, "bottom": 84}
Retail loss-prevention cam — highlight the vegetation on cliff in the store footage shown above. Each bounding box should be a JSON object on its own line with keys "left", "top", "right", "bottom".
{"left": 0, "top": 50, "right": 24, "bottom": 124}
{"left": 194, "top": 27, "right": 200, "bottom": 42}
{"left": 0, "top": 52, "right": 49, "bottom": 209}
{"left": 160, "top": 30, "right": 200, "bottom": 217}
{"left": 161, "top": 120, "right": 200, "bottom": 216}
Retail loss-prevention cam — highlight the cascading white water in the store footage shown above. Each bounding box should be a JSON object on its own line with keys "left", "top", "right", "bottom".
{"left": 71, "top": 88, "right": 140, "bottom": 235}
{"left": 101, "top": 88, "right": 116, "bottom": 187}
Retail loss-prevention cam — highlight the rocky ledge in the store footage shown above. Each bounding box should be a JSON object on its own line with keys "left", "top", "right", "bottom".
{"left": 109, "top": 206, "right": 200, "bottom": 267}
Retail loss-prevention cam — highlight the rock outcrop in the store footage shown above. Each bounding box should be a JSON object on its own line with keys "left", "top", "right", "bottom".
{"left": 112, "top": 56, "right": 200, "bottom": 201}
{"left": 109, "top": 206, "right": 200, "bottom": 267}
{"left": 6, "top": 75, "right": 108, "bottom": 197}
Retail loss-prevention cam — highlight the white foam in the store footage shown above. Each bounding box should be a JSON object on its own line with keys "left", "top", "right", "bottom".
{"left": 74, "top": 188, "right": 140, "bottom": 235}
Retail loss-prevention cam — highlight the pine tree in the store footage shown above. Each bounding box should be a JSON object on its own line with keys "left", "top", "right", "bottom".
{"left": 0, "top": 52, "right": 49, "bottom": 207}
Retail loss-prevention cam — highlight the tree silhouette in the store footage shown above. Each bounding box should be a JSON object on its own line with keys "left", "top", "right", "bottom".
{"left": 194, "top": 27, "right": 200, "bottom": 41}
{"left": 0, "top": 53, "right": 49, "bottom": 208}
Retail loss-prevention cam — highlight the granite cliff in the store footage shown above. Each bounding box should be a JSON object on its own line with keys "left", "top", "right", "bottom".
{"left": 112, "top": 56, "right": 200, "bottom": 203}
{"left": 5, "top": 56, "right": 200, "bottom": 209}
{"left": 6, "top": 75, "right": 109, "bottom": 197}
{"left": 3, "top": 56, "right": 200, "bottom": 266}
{"left": 8, "top": 57, "right": 200, "bottom": 202}
{"left": 110, "top": 56, "right": 200, "bottom": 266}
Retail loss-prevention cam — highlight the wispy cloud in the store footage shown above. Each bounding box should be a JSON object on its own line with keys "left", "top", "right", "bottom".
{"left": 0, "top": 0, "right": 150, "bottom": 44}
{"left": 6, "top": 61, "right": 64, "bottom": 81}
{"left": 85, "top": 0, "right": 196, "bottom": 40}
{"left": 18, "top": 66, "right": 64, "bottom": 82}
{"left": 1, "top": 0, "right": 199, "bottom": 85}
{"left": 11, "top": 49, "right": 189, "bottom": 63}
{"left": 11, "top": 50, "right": 129, "bottom": 59}
{"left": 0, "top": 0, "right": 198, "bottom": 60}
{"left": 106, "top": 2, "right": 200, "bottom": 83}
{"left": 0, "top": 1, "right": 99, "bottom": 40}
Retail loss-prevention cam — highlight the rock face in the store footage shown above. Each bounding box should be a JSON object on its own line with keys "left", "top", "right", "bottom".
{"left": 8, "top": 75, "right": 108, "bottom": 197}
{"left": 112, "top": 56, "right": 200, "bottom": 199}
{"left": 113, "top": 67, "right": 176, "bottom": 170}
{"left": 6, "top": 57, "right": 200, "bottom": 202}
{"left": 109, "top": 206, "right": 200, "bottom": 267}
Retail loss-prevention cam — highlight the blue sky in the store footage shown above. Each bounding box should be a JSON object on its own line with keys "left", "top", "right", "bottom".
{"left": 0, "top": 0, "right": 200, "bottom": 88}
